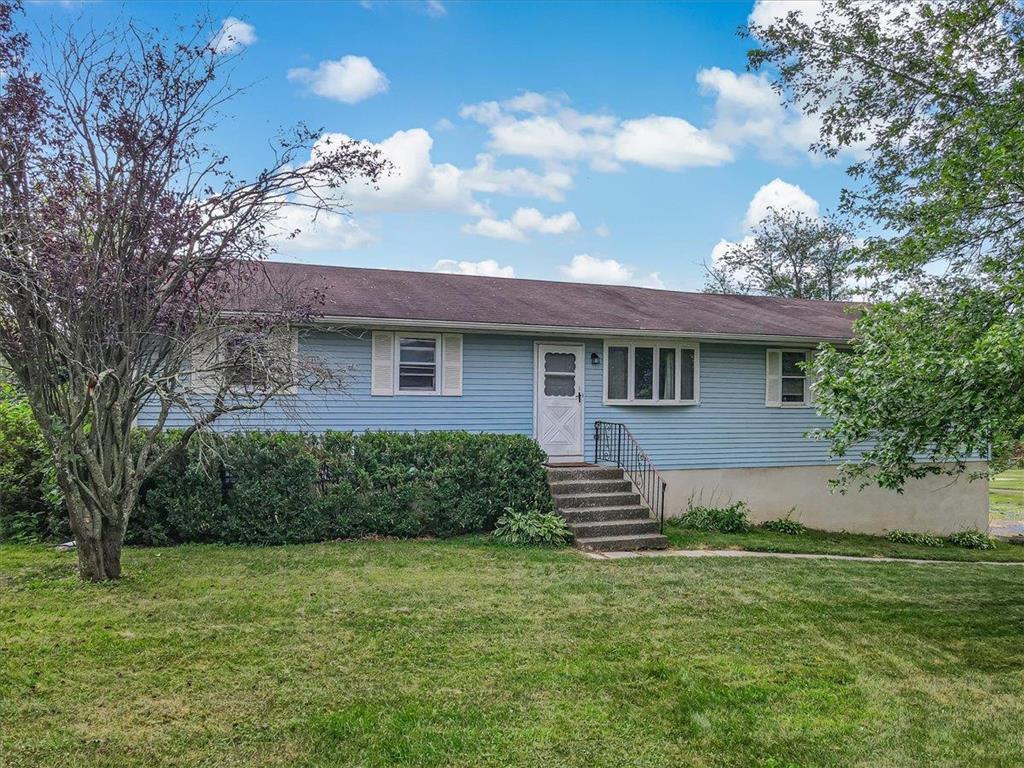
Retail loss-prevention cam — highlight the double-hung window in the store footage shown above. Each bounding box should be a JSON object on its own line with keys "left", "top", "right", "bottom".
{"left": 604, "top": 341, "right": 699, "bottom": 405}
{"left": 193, "top": 327, "right": 298, "bottom": 395}
{"left": 397, "top": 335, "right": 440, "bottom": 394}
{"left": 370, "top": 331, "right": 463, "bottom": 397}
{"left": 765, "top": 349, "right": 814, "bottom": 407}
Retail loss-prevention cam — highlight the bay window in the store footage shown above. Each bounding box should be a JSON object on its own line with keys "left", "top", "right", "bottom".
{"left": 604, "top": 341, "right": 699, "bottom": 405}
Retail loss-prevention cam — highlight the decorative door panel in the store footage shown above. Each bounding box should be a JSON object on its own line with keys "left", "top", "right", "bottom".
{"left": 536, "top": 344, "right": 584, "bottom": 461}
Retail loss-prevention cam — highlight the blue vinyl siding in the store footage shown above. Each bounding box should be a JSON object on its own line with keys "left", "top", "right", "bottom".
{"left": 141, "top": 328, "right": 844, "bottom": 470}
{"left": 151, "top": 330, "right": 536, "bottom": 435}
{"left": 583, "top": 340, "right": 837, "bottom": 469}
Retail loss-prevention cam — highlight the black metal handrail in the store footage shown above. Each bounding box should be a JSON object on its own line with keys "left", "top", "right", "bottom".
{"left": 593, "top": 421, "right": 667, "bottom": 533}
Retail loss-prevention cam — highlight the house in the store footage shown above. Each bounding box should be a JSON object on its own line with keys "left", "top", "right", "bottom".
{"left": 151, "top": 262, "right": 988, "bottom": 538}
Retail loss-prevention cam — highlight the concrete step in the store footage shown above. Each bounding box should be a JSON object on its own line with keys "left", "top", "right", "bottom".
{"left": 546, "top": 466, "right": 624, "bottom": 483}
{"left": 555, "top": 491, "right": 640, "bottom": 510}
{"left": 560, "top": 505, "right": 651, "bottom": 524}
{"left": 575, "top": 533, "right": 671, "bottom": 552}
{"left": 550, "top": 479, "right": 632, "bottom": 496}
{"left": 568, "top": 519, "right": 661, "bottom": 538}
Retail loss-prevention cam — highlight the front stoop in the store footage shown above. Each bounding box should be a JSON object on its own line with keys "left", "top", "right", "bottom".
{"left": 547, "top": 465, "right": 669, "bottom": 552}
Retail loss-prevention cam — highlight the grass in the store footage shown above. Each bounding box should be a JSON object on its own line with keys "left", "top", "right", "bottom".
{"left": 4, "top": 539, "right": 1024, "bottom": 767}
{"left": 990, "top": 469, "right": 1024, "bottom": 522}
{"left": 991, "top": 469, "right": 1024, "bottom": 492}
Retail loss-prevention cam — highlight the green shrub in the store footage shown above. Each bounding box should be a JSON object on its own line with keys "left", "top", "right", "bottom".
{"left": 678, "top": 502, "right": 752, "bottom": 533}
{"left": 0, "top": 415, "right": 554, "bottom": 546}
{"left": 128, "top": 429, "right": 554, "bottom": 546}
{"left": 947, "top": 529, "right": 996, "bottom": 550}
{"left": 493, "top": 508, "right": 571, "bottom": 547}
{"left": 886, "top": 529, "right": 944, "bottom": 548}
{"left": 0, "top": 383, "right": 60, "bottom": 542}
{"left": 762, "top": 515, "right": 807, "bottom": 536}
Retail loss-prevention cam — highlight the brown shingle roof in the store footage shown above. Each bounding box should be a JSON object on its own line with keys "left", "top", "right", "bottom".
{"left": 247, "top": 262, "right": 860, "bottom": 342}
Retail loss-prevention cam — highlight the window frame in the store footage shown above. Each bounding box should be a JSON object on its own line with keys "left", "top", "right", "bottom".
{"left": 602, "top": 339, "right": 699, "bottom": 406}
{"left": 216, "top": 327, "right": 299, "bottom": 396}
{"left": 394, "top": 333, "right": 442, "bottom": 395}
{"left": 771, "top": 348, "right": 812, "bottom": 408}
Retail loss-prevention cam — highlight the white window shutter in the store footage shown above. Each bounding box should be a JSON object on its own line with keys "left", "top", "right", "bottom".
{"left": 371, "top": 331, "right": 394, "bottom": 396}
{"left": 441, "top": 333, "right": 463, "bottom": 396}
{"left": 190, "top": 332, "right": 221, "bottom": 395}
{"left": 765, "top": 349, "right": 782, "bottom": 407}
{"left": 274, "top": 327, "right": 300, "bottom": 394}
{"left": 807, "top": 350, "right": 818, "bottom": 407}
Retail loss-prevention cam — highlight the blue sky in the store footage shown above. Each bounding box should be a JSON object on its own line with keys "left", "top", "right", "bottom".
{"left": 30, "top": 0, "right": 849, "bottom": 291}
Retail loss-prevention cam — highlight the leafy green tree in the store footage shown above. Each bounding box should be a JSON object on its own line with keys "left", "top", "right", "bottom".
{"left": 704, "top": 207, "right": 856, "bottom": 300}
{"left": 748, "top": 0, "right": 1024, "bottom": 488}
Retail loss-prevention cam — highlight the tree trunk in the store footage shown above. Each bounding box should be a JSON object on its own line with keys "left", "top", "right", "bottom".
{"left": 72, "top": 524, "right": 125, "bottom": 581}
{"left": 66, "top": 496, "right": 126, "bottom": 582}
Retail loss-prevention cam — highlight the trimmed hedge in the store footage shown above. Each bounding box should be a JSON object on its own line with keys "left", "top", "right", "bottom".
{"left": 128, "top": 430, "right": 554, "bottom": 545}
{"left": 0, "top": 422, "right": 554, "bottom": 545}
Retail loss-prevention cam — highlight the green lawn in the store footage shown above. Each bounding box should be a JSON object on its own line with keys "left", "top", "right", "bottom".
{"left": 991, "top": 469, "right": 1024, "bottom": 521}
{"left": 665, "top": 525, "right": 1024, "bottom": 561}
{"left": 4, "top": 540, "right": 1024, "bottom": 767}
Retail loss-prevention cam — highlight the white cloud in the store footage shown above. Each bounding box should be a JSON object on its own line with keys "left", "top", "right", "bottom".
{"left": 269, "top": 206, "right": 376, "bottom": 253}
{"left": 614, "top": 115, "right": 733, "bottom": 169}
{"left": 425, "top": 0, "right": 447, "bottom": 17}
{"left": 595, "top": 223, "right": 611, "bottom": 238}
{"left": 321, "top": 129, "right": 486, "bottom": 216}
{"left": 459, "top": 92, "right": 564, "bottom": 126}
{"left": 461, "top": 95, "right": 616, "bottom": 168}
{"left": 560, "top": 254, "right": 664, "bottom": 289}
{"left": 503, "top": 91, "right": 559, "bottom": 114}
{"left": 748, "top": 0, "right": 823, "bottom": 29}
{"left": 462, "top": 207, "right": 580, "bottom": 241}
{"left": 698, "top": 67, "right": 781, "bottom": 113}
{"left": 210, "top": 17, "right": 256, "bottom": 54}
{"left": 462, "top": 92, "right": 730, "bottom": 172}
{"left": 459, "top": 100, "right": 503, "bottom": 126}
{"left": 434, "top": 117, "right": 455, "bottom": 131}
{"left": 748, "top": 1, "right": 912, "bottom": 36}
{"left": 434, "top": 259, "right": 514, "bottom": 278}
{"left": 463, "top": 154, "right": 572, "bottom": 202}
{"left": 512, "top": 207, "right": 580, "bottom": 235}
{"left": 490, "top": 115, "right": 598, "bottom": 161}
{"left": 288, "top": 55, "right": 389, "bottom": 104}
{"left": 697, "top": 66, "right": 832, "bottom": 160}
{"left": 308, "top": 130, "right": 574, "bottom": 220}
{"left": 743, "top": 178, "right": 819, "bottom": 229}
{"left": 461, "top": 218, "right": 524, "bottom": 241}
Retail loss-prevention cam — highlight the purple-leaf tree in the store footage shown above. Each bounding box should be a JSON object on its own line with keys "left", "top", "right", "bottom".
{"left": 0, "top": 2, "right": 387, "bottom": 580}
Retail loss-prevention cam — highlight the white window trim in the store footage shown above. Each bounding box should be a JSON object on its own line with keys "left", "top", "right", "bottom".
{"left": 602, "top": 339, "right": 699, "bottom": 406}
{"left": 395, "top": 332, "right": 442, "bottom": 395}
{"left": 194, "top": 326, "right": 300, "bottom": 396}
{"left": 770, "top": 348, "right": 813, "bottom": 408}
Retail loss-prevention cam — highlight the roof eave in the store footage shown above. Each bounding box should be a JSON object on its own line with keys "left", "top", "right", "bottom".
{"left": 309, "top": 314, "right": 854, "bottom": 345}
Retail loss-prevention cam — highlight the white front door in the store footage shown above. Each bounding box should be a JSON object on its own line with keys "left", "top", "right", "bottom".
{"left": 535, "top": 343, "right": 584, "bottom": 463}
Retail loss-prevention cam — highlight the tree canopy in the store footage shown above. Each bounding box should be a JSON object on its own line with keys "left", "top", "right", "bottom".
{"left": 704, "top": 207, "right": 856, "bottom": 300}
{"left": 748, "top": 0, "right": 1024, "bottom": 488}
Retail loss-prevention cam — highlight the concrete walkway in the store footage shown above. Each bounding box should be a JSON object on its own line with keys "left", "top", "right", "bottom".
{"left": 581, "top": 547, "right": 1024, "bottom": 566}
